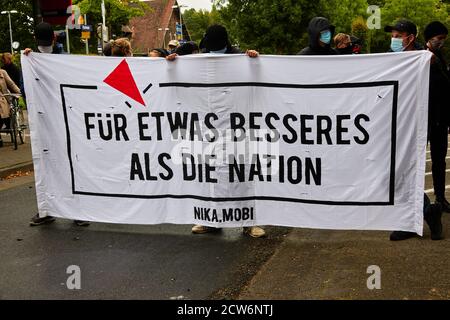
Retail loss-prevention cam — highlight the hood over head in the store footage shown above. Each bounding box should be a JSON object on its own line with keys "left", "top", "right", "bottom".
{"left": 307, "top": 17, "right": 335, "bottom": 49}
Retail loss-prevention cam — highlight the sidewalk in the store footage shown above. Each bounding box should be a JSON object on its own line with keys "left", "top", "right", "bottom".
{"left": 0, "top": 133, "right": 33, "bottom": 179}
{"left": 238, "top": 226, "right": 450, "bottom": 300}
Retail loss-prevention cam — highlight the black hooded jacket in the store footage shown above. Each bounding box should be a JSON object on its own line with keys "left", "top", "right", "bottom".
{"left": 429, "top": 49, "right": 450, "bottom": 127}
{"left": 298, "top": 17, "right": 338, "bottom": 55}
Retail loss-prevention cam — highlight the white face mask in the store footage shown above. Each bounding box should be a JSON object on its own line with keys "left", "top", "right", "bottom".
{"left": 210, "top": 47, "right": 227, "bottom": 54}
{"left": 38, "top": 45, "right": 53, "bottom": 53}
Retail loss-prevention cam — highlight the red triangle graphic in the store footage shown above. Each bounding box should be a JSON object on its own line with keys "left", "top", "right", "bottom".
{"left": 103, "top": 59, "right": 146, "bottom": 106}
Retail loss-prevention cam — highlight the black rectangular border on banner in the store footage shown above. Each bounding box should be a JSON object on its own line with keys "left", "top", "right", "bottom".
{"left": 60, "top": 81, "right": 398, "bottom": 206}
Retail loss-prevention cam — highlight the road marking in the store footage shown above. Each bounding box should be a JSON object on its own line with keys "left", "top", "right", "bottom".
{"left": 426, "top": 148, "right": 450, "bottom": 154}
{"left": 426, "top": 156, "right": 450, "bottom": 163}
{"left": 425, "top": 169, "right": 450, "bottom": 176}
{"left": 425, "top": 185, "right": 450, "bottom": 194}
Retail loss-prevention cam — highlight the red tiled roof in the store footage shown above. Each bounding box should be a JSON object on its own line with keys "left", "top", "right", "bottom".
{"left": 129, "top": 0, "right": 187, "bottom": 54}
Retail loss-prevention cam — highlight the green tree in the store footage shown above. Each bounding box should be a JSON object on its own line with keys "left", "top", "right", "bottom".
{"left": 183, "top": 7, "right": 223, "bottom": 44}
{"left": 217, "top": 0, "right": 316, "bottom": 54}
{"left": 70, "top": 0, "right": 147, "bottom": 54}
{"left": 317, "top": 0, "right": 369, "bottom": 34}
{"left": 213, "top": 0, "right": 368, "bottom": 54}
{"left": 0, "top": 0, "right": 35, "bottom": 54}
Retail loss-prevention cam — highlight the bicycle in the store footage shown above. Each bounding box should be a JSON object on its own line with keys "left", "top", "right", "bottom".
{"left": 0, "top": 93, "right": 26, "bottom": 150}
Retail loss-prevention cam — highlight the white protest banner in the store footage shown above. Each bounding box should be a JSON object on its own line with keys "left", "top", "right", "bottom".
{"left": 21, "top": 51, "right": 431, "bottom": 234}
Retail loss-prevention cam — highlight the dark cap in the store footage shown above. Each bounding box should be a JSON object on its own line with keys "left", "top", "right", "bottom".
{"left": 384, "top": 20, "right": 417, "bottom": 36}
{"left": 35, "top": 22, "right": 54, "bottom": 46}
{"left": 202, "top": 24, "right": 229, "bottom": 52}
{"left": 424, "top": 21, "right": 448, "bottom": 42}
{"left": 150, "top": 48, "right": 169, "bottom": 57}
{"left": 175, "top": 41, "right": 199, "bottom": 56}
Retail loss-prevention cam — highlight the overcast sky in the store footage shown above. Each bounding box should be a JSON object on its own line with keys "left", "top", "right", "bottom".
{"left": 177, "top": 0, "right": 213, "bottom": 11}
{"left": 140, "top": 0, "right": 213, "bottom": 11}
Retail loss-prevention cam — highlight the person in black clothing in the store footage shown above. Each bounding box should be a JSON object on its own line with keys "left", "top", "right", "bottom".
{"left": 149, "top": 48, "right": 169, "bottom": 57}
{"left": 384, "top": 20, "right": 443, "bottom": 241}
{"left": 298, "top": 17, "right": 338, "bottom": 55}
{"left": 175, "top": 41, "right": 199, "bottom": 56}
{"left": 199, "top": 24, "right": 242, "bottom": 54}
{"left": 334, "top": 33, "right": 353, "bottom": 55}
{"left": 166, "top": 25, "right": 262, "bottom": 237}
{"left": 1, "top": 53, "right": 21, "bottom": 87}
{"left": 350, "top": 36, "right": 362, "bottom": 54}
{"left": 424, "top": 21, "right": 450, "bottom": 212}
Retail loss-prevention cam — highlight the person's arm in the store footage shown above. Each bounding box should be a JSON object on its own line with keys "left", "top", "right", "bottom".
{"left": 166, "top": 50, "right": 259, "bottom": 61}
{"left": 166, "top": 53, "right": 178, "bottom": 61}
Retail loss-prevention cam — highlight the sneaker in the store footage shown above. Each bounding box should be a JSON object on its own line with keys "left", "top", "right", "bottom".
{"left": 424, "top": 203, "right": 443, "bottom": 240}
{"left": 435, "top": 197, "right": 450, "bottom": 213}
{"left": 389, "top": 231, "right": 416, "bottom": 241}
{"left": 29, "top": 213, "right": 56, "bottom": 226}
{"left": 191, "top": 225, "right": 220, "bottom": 234}
{"left": 243, "top": 226, "right": 266, "bottom": 238}
{"left": 74, "top": 220, "right": 90, "bottom": 227}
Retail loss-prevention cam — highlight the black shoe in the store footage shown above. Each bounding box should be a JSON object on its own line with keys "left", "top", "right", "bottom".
{"left": 0, "top": 140, "right": 3, "bottom": 148}
{"left": 74, "top": 220, "right": 90, "bottom": 227}
{"left": 389, "top": 231, "right": 417, "bottom": 241}
{"left": 435, "top": 197, "right": 450, "bottom": 213}
{"left": 424, "top": 203, "right": 443, "bottom": 240}
{"left": 29, "top": 213, "right": 56, "bottom": 226}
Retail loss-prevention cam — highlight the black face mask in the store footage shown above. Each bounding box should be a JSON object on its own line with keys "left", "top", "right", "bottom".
{"left": 337, "top": 45, "right": 353, "bottom": 54}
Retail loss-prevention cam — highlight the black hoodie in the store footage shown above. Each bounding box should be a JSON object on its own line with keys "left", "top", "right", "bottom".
{"left": 298, "top": 17, "right": 338, "bottom": 55}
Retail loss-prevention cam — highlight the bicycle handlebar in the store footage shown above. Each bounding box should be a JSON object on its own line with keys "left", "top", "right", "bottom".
{"left": 0, "top": 93, "right": 21, "bottom": 99}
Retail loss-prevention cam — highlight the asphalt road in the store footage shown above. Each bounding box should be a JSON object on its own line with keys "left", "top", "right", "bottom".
{"left": 0, "top": 180, "right": 290, "bottom": 299}
{"left": 1, "top": 142, "right": 449, "bottom": 300}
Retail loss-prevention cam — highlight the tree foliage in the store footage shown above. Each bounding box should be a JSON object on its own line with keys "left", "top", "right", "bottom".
{"left": 70, "top": 0, "right": 147, "bottom": 53}
{"left": 183, "top": 7, "right": 223, "bottom": 44}
{"left": 0, "top": 0, "right": 35, "bottom": 54}
{"left": 217, "top": 0, "right": 311, "bottom": 54}
{"left": 184, "top": 0, "right": 449, "bottom": 57}
{"left": 74, "top": 0, "right": 147, "bottom": 37}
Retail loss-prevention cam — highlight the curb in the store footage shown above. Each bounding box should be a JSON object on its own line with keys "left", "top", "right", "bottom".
{"left": 0, "top": 162, "right": 34, "bottom": 180}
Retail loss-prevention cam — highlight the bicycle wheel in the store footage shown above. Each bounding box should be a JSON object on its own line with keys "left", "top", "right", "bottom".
{"left": 17, "top": 110, "right": 25, "bottom": 144}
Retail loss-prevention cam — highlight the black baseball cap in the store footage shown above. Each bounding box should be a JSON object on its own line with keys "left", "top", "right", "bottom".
{"left": 35, "top": 22, "right": 54, "bottom": 46}
{"left": 384, "top": 20, "right": 417, "bottom": 36}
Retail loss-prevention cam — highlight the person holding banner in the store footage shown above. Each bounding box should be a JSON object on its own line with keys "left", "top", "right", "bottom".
{"left": 196, "top": 24, "right": 263, "bottom": 237}
{"left": 333, "top": 33, "right": 353, "bottom": 55}
{"left": 166, "top": 24, "right": 263, "bottom": 237}
{"left": 298, "top": 17, "right": 338, "bottom": 55}
{"left": 424, "top": 21, "right": 450, "bottom": 213}
{"left": 168, "top": 40, "right": 180, "bottom": 54}
{"left": 24, "top": 22, "right": 90, "bottom": 228}
{"left": 149, "top": 48, "right": 169, "bottom": 58}
{"left": 110, "top": 38, "right": 133, "bottom": 57}
{"left": 384, "top": 20, "right": 443, "bottom": 241}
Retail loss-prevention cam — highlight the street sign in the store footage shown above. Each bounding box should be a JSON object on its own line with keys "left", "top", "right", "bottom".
{"left": 81, "top": 25, "right": 92, "bottom": 39}
{"left": 81, "top": 31, "right": 90, "bottom": 39}
{"left": 81, "top": 25, "right": 92, "bottom": 32}
{"left": 176, "top": 22, "right": 182, "bottom": 35}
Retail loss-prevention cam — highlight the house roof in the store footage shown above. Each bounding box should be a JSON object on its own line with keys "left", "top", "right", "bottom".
{"left": 129, "top": 0, "right": 184, "bottom": 54}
